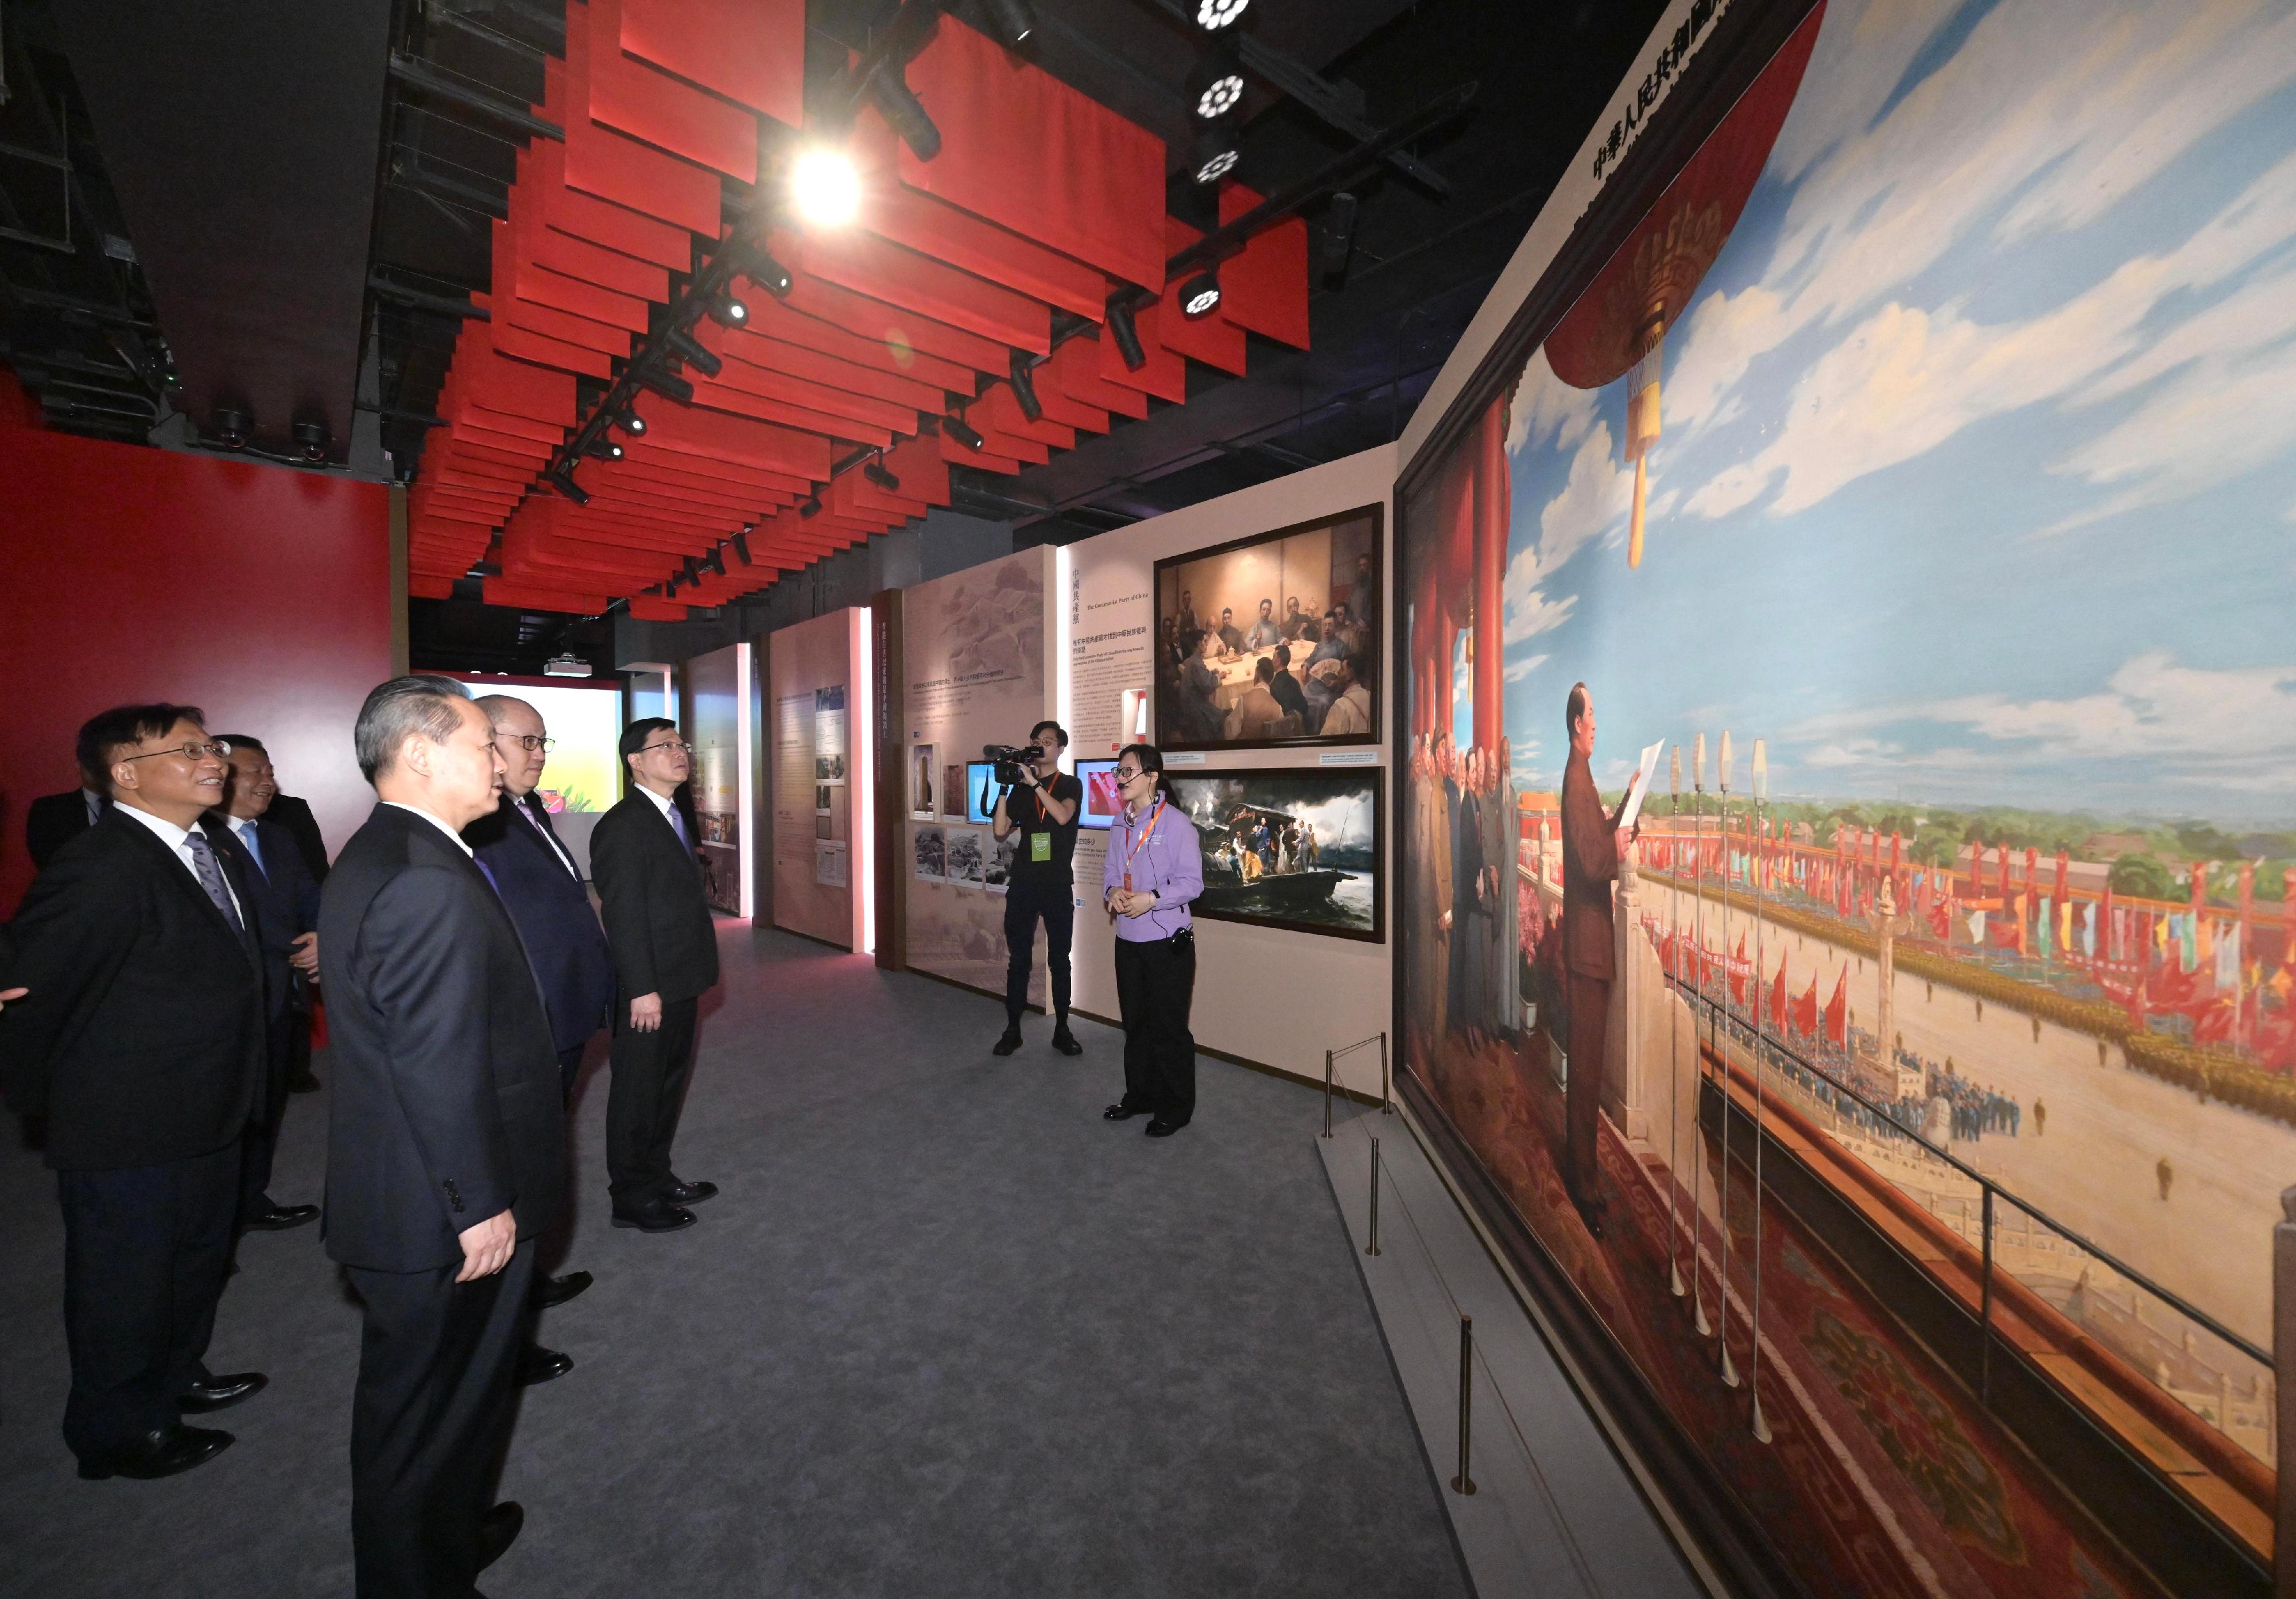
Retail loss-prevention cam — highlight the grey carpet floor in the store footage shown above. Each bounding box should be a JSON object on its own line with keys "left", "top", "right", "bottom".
{"left": 0, "top": 924, "right": 1469, "bottom": 1598}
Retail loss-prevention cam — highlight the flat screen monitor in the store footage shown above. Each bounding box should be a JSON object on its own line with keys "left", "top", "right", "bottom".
{"left": 964, "top": 761, "right": 1000, "bottom": 824}
{"left": 1076, "top": 759, "right": 1120, "bottom": 829}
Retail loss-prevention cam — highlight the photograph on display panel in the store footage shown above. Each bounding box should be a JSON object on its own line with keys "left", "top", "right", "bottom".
{"left": 1076, "top": 758, "right": 1121, "bottom": 830}
{"left": 1396, "top": 3, "right": 2296, "bottom": 1594}
{"left": 910, "top": 744, "right": 937, "bottom": 820}
{"left": 913, "top": 825, "right": 946, "bottom": 882}
{"left": 1166, "top": 770, "right": 1382, "bottom": 942}
{"left": 947, "top": 828, "right": 986, "bottom": 888}
{"left": 1153, "top": 507, "right": 1382, "bottom": 751}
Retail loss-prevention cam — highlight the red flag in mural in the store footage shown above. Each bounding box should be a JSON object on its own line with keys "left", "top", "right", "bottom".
{"left": 1794, "top": 975, "right": 1819, "bottom": 1038}
{"left": 1730, "top": 932, "right": 1750, "bottom": 1008}
{"left": 1768, "top": 958, "right": 1789, "bottom": 1033}
{"left": 1824, "top": 968, "right": 1848, "bottom": 1046}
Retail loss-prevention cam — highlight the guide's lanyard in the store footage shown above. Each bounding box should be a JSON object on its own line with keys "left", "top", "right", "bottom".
{"left": 1120, "top": 798, "right": 1165, "bottom": 894}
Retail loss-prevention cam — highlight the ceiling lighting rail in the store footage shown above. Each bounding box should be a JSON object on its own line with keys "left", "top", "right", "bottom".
{"left": 386, "top": 50, "right": 564, "bottom": 142}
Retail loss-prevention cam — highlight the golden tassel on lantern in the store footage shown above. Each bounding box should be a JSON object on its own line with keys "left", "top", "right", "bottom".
{"left": 1624, "top": 312, "right": 1665, "bottom": 569}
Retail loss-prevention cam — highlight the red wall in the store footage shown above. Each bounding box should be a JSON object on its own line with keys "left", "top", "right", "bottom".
{"left": 0, "top": 393, "right": 395, "bottom": 914}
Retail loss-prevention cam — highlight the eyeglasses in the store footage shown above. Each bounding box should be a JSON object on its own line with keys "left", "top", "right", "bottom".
{"left": 1115, "top": 767, "right": 1145, "bottom": 782}
{"left": 119, "top": 740, "right": 231, "bottom": 764}
{"left": 641, "top": 739, "right": 695, "bottom": 756}
{"left": 498, "top": 733, "right": 557, "bottom": 752}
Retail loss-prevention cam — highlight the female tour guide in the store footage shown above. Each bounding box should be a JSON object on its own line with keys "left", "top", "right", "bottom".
{"left": 1100, "top": 744, "right": 1203, "bottom": 1137}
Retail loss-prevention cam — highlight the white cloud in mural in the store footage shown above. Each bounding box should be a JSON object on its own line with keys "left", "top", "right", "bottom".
{"left": 1538, "top": 421, "right": 1634, "bottom": 563}
{"left": 1507, "top": 347, "right": 1599, "bottom": 456}
{"left": 1503, "top": 653, "right": 1549, "bottom": 684}
{"left": 1501, "top": 541, "right": 1577, "bottom": 646}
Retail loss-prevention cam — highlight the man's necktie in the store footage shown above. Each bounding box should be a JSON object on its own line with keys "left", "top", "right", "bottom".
{"left": 184, "top": 832, "right": 245, "bottom": 934}
{"left": 522, "top": 795, "right": 578, "bottom": 877}
{"left": 238, "top": 820, "right": 268, "bottom": 878}
{"left": 669, "top": 804, "right": 691, "bottom": 852}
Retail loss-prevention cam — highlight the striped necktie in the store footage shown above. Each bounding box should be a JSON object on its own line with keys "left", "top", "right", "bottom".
{"left": 184, "top": 831, "right": 245, "bottom": 935}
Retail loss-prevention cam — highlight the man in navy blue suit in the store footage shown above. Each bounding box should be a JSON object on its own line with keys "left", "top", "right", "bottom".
{"left": 208, "top": 736, "right": 323, "bottom": 1234}
{"left": 467, "top": 694, "right": 615, "bottom": 1377}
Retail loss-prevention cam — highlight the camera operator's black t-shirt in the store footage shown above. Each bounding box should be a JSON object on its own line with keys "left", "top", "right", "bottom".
{"left": 1005, "top": 773, "right": 1082, "bottom": 886}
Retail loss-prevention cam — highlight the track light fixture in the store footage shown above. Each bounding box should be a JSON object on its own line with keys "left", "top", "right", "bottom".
{"left": 703, "top": 547, "right": 727, "bottom": 579}
{"left": 637, "top": 366, "right": 695, "bottom": 406}
{"left": 682, "top": 556, "right": 704, "bottom": 585}
{"left": 704, "top": 289, "right": 748, "bottom": 328}
{"left": 731, "top": 529, "right": 753, "bottom": 565}
{"left": 791, "top": 146, "right": 862, "bottom": 227}
{"left": 548, "top": 471, "right": 590, "bottom": 506}
{"left": 1008, "top": 347, "right": 1042, "bottom": 422}
{"left": 798, "top": 492, "right": 822, "bottom": 518}
{"left": 1106, "top": 297, "right": 1146, "bottom": 371}
{"left": 1189, "top": 125, "right": 1240, "bottom": 185}
{"left": 983, "top": 0, "right": 1037, "bottom": 43}
{"left": 585, "top": 437, "right": 624, "bottom": 461}
{"left": 291, "top": 418, "right": 329, "bottom": 463}
{"left": 868, "top": 69, "right": 941, "bottom": 162}
{"left": 727, "top": 238, "right": 796, "bottom": 300}
{"left": 1187, "top": 49, "right": 1246, "bottom": 121}
{"left": 211, "top": 404, "right": 250, "bottom": 449}
{"left": 664, "top": 573, "right": 681, "bottom": 597}
{"left": 664, "top": 327, "right": 722, "bottom": 379}
{"left": 863, "top": 451, "right": 901, "bottom": 492}
{"left": 942, "top": 411, "right": 984, "bottom": 451}
{"left": 612, "top": 405, "right": 647, "bottom": 436}
{"left": 1321, "top": 191, "right": 1358, "bottom": 282}
{"left": 1196, "top": 0, "right": 1249, "bottom": 29}
{"left": 1178, "top": 268, "right": 1222, "bottom": 320}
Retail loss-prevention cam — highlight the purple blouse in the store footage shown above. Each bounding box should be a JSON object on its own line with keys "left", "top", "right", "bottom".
{"left": 1102, "top": 799, "right": 1203, "bottom": 942}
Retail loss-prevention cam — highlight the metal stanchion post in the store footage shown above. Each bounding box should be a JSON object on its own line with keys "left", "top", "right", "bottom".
{"left": 1321, "top": 1047, "right": 1335, "bottom": 1139}
{"left": 1450, "top": 1315, "right": 1476, "bottom": 1495}
{"left": 1717, "top": 732, "right": 1739, "bottom": 1388}
{"left": 1979, "top": 1185, "right": 1995, "bottom": 1405}
{"left": 1366, "top": 1138, "right": 1382, "bottom": 1256}
{"left": 2275, "top": 1186, "right": 2296, "bottom": 1598}
{"left": 1379, "top": 1031, "right": 1392, "bottom": 1115}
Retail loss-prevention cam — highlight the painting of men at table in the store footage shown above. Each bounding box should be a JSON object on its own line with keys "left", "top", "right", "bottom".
{"left": 1153, "top": 507, "right": 1382, "bottom": 750}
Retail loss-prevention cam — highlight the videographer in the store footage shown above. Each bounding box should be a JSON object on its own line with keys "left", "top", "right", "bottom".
{"left": 990, "top": 720, "right": 1083, "bottom": 1058}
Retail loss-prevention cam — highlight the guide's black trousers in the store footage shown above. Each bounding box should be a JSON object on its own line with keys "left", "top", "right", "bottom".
{"left": 1113, "top": 929, "right": 1196, "bottom": 1124}
{"left": 1003, "top": 877, "right": 1074, "bottom": 1023}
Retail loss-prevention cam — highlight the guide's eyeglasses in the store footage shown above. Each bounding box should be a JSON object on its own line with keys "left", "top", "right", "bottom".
{"left": 498, "top": 734, "right": 557, "bottom": 752}
{"left": 119, "top": 740, "right": 231, "bottom": 764}
{"left": 1114, "top": 766, "right": 1145, "bottom": 782}
{"left": 642, "top": 739, "right": 695, "bottom": 756}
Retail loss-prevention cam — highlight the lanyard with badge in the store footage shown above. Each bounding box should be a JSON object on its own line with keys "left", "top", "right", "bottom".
{"left": 1029, "top": 780, "right": 1054, "bottom": 863}
{"left": 1119, "top": 798, "right": 1165, "bottom": 894}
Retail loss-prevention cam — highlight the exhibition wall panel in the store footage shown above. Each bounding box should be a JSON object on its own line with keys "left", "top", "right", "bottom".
{"left": 0, "top": 402, "right": 393, "bottom": 914}
{"left": 1065, "top": 448, "right": 1395, "bottom": 1096}
{"left": 687, "top": 642, "right": 754, "bottom": 917}
{"left": 768, "top": 608, "right": 865, "bottom": 949}
{"left": 898, "top": 548, "right": 1057, "bottom": 1002}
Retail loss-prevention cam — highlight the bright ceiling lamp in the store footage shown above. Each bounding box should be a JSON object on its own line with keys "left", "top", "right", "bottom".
{"left": 1178, "top": 269, "right": 1221, "bottom": 320}
{"left": 1193, "top": 69, "right": 1244, "bottom": 120}
{"left": 792, "top": 146, "right": 862, "bottom": 227}
{"left": 1197, "top": 0, "right": 1249, "bottom": 29}
{"left": 1189, "top": 125, "right": 1239, "bottom": 184}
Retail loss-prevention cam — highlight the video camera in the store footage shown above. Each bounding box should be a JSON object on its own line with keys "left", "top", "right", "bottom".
{"left": 983, "top": 743, "right": 1035, "bottom": 787}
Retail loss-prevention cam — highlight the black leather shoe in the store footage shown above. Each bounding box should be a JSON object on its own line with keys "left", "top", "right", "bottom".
{"left": 77, "top": 1425, "right": 233, "bottom": 1481}
{"left": 242, "top": 1201, "right": 320, "bottom": 1232}
{"left": 662, "top": 1178, "right": 717, "bottom": 1206}
{"left": 533, "top": 1270, "right": 593, "bottom": 1309}
{"left": 1144, "top": 1118, "right": 1185, "bottom": 1138}
{"left": 611, "top": 1201, "right": 697, "bottom": 1233}
{"left": 178, "top": 1372, "right": 267, "bottom": 1414}
{"left": 478, "top": 1501, "right": 523, "bottom": 1572}
{"left": 1103, "top": 1103, "right": 1144, "bottom": 1120}
{"left": 286, "top": 1070, "right": 321, "bottom": 1093}
{"left": 991, "top": 1027, "right": 1023, "bottom": 1057}
{"left": 1050, "top": 1027, "right": 1083, "bottom": 1056}
{"left": 515, "top": 1344, "right": 572, "bottom": 1387}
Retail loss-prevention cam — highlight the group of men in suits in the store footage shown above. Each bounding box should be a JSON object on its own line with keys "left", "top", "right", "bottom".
{"left": 1, "top": 677, "right": 723, "bottom": 1598}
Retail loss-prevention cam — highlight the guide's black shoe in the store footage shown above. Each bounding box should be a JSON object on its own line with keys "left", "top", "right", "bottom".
{"left": 1049, "top": 1026, "right": 1083, "bottom": 1056}
{"left": 992, "top": 1027, "right": 1024, "bottom": 1057}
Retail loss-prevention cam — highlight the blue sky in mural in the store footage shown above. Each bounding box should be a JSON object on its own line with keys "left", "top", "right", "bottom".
{"left": 1491, "top": 0, "right": 2296, "bottom": 825}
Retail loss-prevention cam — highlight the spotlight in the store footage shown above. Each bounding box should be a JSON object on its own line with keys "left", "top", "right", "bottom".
{"left": 983, "top": 0, "right": 1037, "bottom": 42}
{"left": 211, "top": 404, "right": 250, "bottom": 448}
{"left": 1188, "top": 125, "right": 1239, "bottom": 185}
{"left": 664, "top": 573, "right": 681, "bottom": 597}
{"left": 1008, "top": 348, "right": 1042, "bottom": 423}
{"left": 1321, "top": 191, "right": 1358, "bottom": 282}
{"left": 1179, "top": 268, "right": 1221, "bottom": 320}
{"left": 868, "top": 70, "right": 941, "bottom": 162}
{"left": 705, "top": 289, "right": 748, "bottom": 328}
{"left": 682, "top": 556, "right": 704, "bottom": 585}
{"left": 731, "top": 529, "right": 753, "bottom": 565}
{"left": 549, "top": 471, "right": 590, "bottom": 506}
{"left": 942, "top": 412, "right": 984, "bottom": 451}
{"left": 790, "top": 146, "right": 862, "bottom": 227}
{"left": 1188, "top": 51, "right": 1246, "bottom": 121}
{"left": 1106, "top": 297, "right": 1146, "bottom": 371}
{"left": 1197, "top": 0, "right": 1249, "bottom": 28}
{"left": 735, "top": 246, "right": 795, "bottom": 300}
{"left": 585, "top": 437, "right": 625, "bottom": 461}
{"left": 291, "top": 418, "right": 330, "bottom": 462}
{"left": 637, "top": 366, "right": 695, "bottom": 405}
{"left": 612, "top": 405, "right": 648, "bottom": 436}
{"left": 703, "top": 546, "right": 727, "bottom": 579}
{"left": 665, "top": 327, "right": 722, "bottom": 379}
{"left": 863, "top": 451, "right": 900, "bottom": 492}
{"left": 798, "top": 493, "right": 822, "bottom": 518}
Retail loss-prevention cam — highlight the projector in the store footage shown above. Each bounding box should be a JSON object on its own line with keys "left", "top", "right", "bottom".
{"left": 542, "top": 654, "right": 593, "bottom": 678}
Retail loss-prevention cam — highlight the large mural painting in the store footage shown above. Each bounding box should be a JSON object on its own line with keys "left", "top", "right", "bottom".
{"left": 1401, "top": 2, "right": 2296, "bottom": 1594}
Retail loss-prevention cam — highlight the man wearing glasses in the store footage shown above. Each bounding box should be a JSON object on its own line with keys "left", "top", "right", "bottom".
{"left": 468, "top": 694, "right": 616, "bottom": 1382}
{"left": 589, "top": 718, "right": 720, "bottom": 1233}
{"left": 2, "top": 705, "right": 269, "bottom": 1481}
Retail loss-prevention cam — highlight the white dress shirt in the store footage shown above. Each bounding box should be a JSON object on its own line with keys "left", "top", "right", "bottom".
{"left": 383, "top": 800, "right": 475, "bottom": 857}
{"left": 116, "top": 802, "right": 246, "bottom": 923}
{"left": 635, "top": 785, "right": 678, "bottom": 825}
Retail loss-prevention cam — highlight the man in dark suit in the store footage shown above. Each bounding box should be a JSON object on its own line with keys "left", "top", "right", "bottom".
{"left": 321, "top": 675, "right": 564, "bottom": 1597}
{"left": 1, "top": 704, "right": 269, "bottom": 1480}
{"left": 1560, "top": 682, "right": 1636, "bottom": 1237}
{"left": 591, "top": 717, "right": 720, "bottom": 1233}
{"left": 468, "top": 693, "right": 615, "bottom": 1379}
{"left": 208, "top": 736, "right": 323, "bottom": 1234}
{"left": 265, "top": 790, "right": 331, "bottom": 886}
{"left": 25, "top": 767, "right": 108, "bottom": 870}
